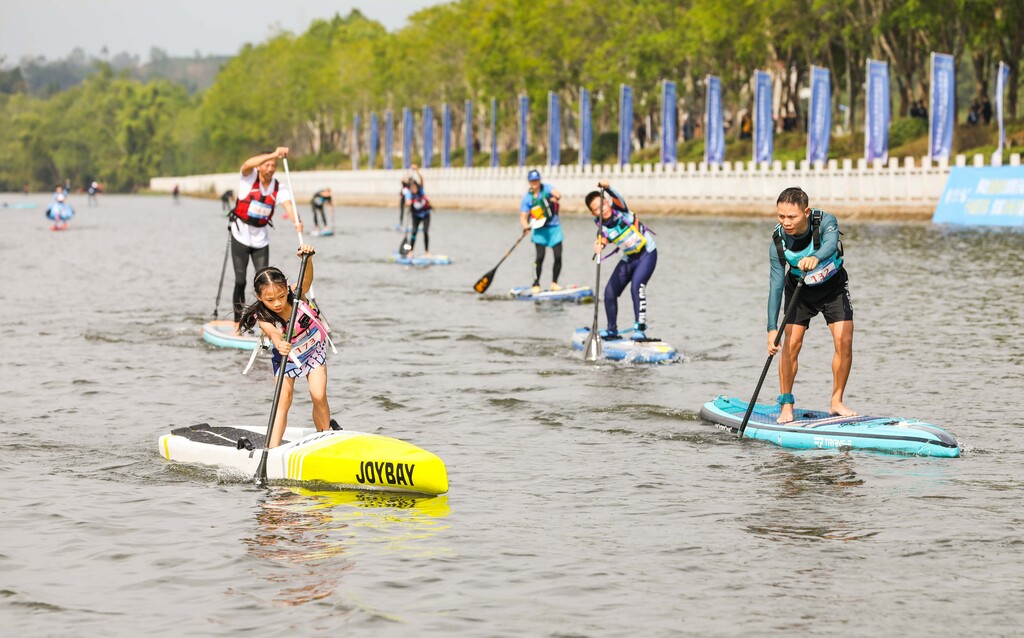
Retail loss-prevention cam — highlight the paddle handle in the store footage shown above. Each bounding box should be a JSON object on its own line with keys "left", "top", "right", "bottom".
{"left": 255, "top": 252, "right": 312, "bottom": 484}
{"left": 737, "top": 279, "right": 805, "bottom": 438}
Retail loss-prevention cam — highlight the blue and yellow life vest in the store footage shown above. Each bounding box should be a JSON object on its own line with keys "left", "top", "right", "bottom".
{"left": 773, "top": 209, "right": 843, "bottom": 285}
{"left": 598, "top": 210, "right": 651, "bottom": 256}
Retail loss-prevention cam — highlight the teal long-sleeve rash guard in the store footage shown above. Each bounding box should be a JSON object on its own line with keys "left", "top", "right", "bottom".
{"left": 766, "top": 211, "right": 841, "bottom": 331}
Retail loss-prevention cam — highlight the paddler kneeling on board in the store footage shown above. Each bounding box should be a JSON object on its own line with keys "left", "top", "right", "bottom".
{"left": 767, "top": 187, "right": 856, "bottom": 424}
{"left": 586, "top": 179, "right": 658, "bottom": 340}
{"left": 238, "top": 245, "right": 336, "bottom": 448}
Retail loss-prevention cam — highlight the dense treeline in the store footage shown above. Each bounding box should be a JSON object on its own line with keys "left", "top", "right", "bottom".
{"left": 1, "top": 1, "right": 1021, "bottom": 191}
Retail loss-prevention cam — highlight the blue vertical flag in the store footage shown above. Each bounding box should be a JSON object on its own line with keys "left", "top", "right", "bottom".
{"left": 402, "top": 107, "right": 413, "bottom": 170}
{"left": 929, "top": 52, "right": 955, "bottom": 160}
{"left": 995, "top": 60, "right": 1010, "bottom": 160}
{"left": 442, "top": 102, "right": 452, "bottom": 168}
{"left": 705, "top": 75, "right": 724, "bottom": 165}
{"left": 661, "top": 80, "right": 677, "bottom": 165}
{"left": 579, "top": 87, "right": 592, "bottom": 167}
{"left": 807, "top": 66, "right": 831, "bottom": 163}
{"left": 352, "top": 113, "right": 360, "bottom": 170}
{"left": 369, "top": 112, "right": 379, "bottom": 169}
{"left": 753, "top": 71, "right": 774, "bottom": 164}
{"left": 548, "top": 91, "right": 560, "bottom": 166}
{"left": 490, "top": 97, "right": 498, "bottom": 168}
{"left": 385, "top": 110, "right": 394, "bottom": 170}
{"left": 618, "top": 84, "right": 633, "bottom": 166}
{"left": 465, "top": 99, "right": 474, "bottom": 167}
{"left": 864, "top": 59, "right": 890, "bottom": 163}
{"left": 518, "top": 95, "right": 528, "bottom": 167}
{"left": 422, "top": 106, "right": 434, "bottom": 168}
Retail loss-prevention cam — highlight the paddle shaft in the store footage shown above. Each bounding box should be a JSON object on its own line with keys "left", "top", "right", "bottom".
{"left": 737, "top": 279, "right": 806, "bottom": 438}
{"left": 583, "top": 188, "right": 607, "bottom": 362}
{"left": 212, "top": 231, "right": 231, "bottom": 318}
{"left": 255, "top": 252, "right": 312, "bottom": 485}
{"left": 474, "top": 230, "right": 529, "bottom": 293}
{"left": 281, "top": 158, "right": 320, "bottom": 300}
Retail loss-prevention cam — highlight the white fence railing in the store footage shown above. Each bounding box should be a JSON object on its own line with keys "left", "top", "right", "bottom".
{"left": 151, "top": 152, "right": 1020, "bottom": 212}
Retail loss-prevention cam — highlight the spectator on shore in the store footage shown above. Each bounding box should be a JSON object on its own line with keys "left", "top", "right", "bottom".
{"left": 980, "top": 95, "right": 992, "bottom": 125}
{"left": 739, "top": 112, "right": 752, "bottom": 140}
{"left": 910, "top": 100, "right": 927, "bottom": 119}
{"left": 967, "top": 99, "right": 980, "bottom": 125}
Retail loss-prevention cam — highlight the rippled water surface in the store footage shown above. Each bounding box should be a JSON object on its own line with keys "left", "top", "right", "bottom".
{"left": 2, "top": 194, "right": 1023, "bottom": 636}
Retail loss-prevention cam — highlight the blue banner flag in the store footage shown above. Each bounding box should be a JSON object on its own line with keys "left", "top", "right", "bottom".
{"left": 618, "top": 84, "right": 633, "bottom": 166}
{"left": 579, "top": 87, "right": 592, "bottom": 167}
{"left": 929, "top": 52, "right": 955, "bottom": 160}
{"left": 996, "top": 61, "right": 1010, "bottom": 160}
{"left": 385, "top": 110, "right": 394, "bottom": 170}
{"left": 807, "top": 66, "right": 831, "bottom": 163}
{"left": 518, "top": 95, "right": 528, "bottom": 167}
{"left": 369, "top": 113, "right": 379, "bottom": 169}
{"left": 443, "top": 103, "right": 452, "bottom": 168}
{"left": 548, "top": 92, "right": 560, "bottom": 166}
{"left": 401, "top": 108, "right": 413, "bottom": 172}
{"left": 465, "top": 99, "right": 473, "bottom": 168}
{"left": 705, "top": 75, "right": 724, "bottom": 165}
{"left": 423, "top": 106, "right": 434, "bottom": 169}
{"left": 753, "top": 71, "right": 773, "bottom": 164}
{"left": 864, "top": 60, "right": 890, "bottom": 163}
{"left": 661, "top": 80, "right": 677, "bottom": 165}
{"left": 352, "top": 113, "right": 360, "bottom": 170}
{"left": 491, "top": 97, "right": 498, "bottom": 168}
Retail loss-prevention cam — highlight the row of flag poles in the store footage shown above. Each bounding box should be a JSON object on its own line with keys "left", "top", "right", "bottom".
{"left": 353, "top": 54, "right": 1011, "bottom": 171}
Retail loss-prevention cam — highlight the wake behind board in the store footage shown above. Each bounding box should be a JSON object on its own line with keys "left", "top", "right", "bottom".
{"left": 391, "top": 253, "right": 452, "bottom": 266}
{"left": 202, "top": 320, "right": 260, "bottom": 350}
{"left": 159, "top": 423, "right": 448, "bottom": 495}
{"left": 510, "top": 285, "right": 593, "bottom": 303}
{"left": 570, "top": 327, "right": 678, "bottom": 363}
{"left": 700, "top": 396, "right": 960, "bottom": 457}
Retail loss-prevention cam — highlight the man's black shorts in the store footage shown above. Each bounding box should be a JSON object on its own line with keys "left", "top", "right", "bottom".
{"left": 784, "top": 268, "right": 853, "bottom": 327}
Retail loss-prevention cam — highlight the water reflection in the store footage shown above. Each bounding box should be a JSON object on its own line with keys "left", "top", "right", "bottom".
{"left": 242, "top": 487, "right": 451, "bottom": 606}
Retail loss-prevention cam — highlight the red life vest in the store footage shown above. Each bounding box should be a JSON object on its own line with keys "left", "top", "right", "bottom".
{"left": 231, "top": 177, "right": 279, "bottom": 227}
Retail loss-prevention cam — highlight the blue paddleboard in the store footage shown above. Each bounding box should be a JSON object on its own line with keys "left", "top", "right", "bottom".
{"left": 391, "top": 253, "right": 452, "bottom": 266}
{"left": 570, "top": 327, "right": 678, "bottom": 363}
{"left": 700, "top": 396, "right": 960, "bottom": 457}
{"left": 511, "top": 286, "right": 593, "bottom": 303}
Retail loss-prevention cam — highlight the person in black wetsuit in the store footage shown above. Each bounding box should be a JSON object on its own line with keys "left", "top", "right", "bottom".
{"left": 311, "top": 188, "right": 334, "bottom": 233}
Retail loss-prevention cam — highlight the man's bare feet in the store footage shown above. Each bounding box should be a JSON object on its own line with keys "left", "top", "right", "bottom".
{"left": 830, "top": 401, "right": 858, "bottom": 417}
{"left": 777, "top": 404, "right": 795, "bottom": 424}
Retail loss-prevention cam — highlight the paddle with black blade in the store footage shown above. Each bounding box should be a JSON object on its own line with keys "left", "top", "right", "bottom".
{"left": 212, "top": 231, "right": 231, "bottom": 318}
{"left": 583, "top": 188, "right": 608, "bottom": 362}
{"left": 399, "top": 224, "right": 413, "bottom": 257}
{"left": 737, "top": 279, "right": 805, "bottom": 438}
{"left": 473, "top": 229, "right": 529, "bottom": 293}
{"left": 254, "top": 249, "right": 313, "bottom": 485}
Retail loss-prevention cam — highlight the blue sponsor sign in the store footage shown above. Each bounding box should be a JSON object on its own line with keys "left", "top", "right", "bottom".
{"left": 618, "top": 84, "right": 633, "bottom": 166}
{"left": 465, "top": 100, "right": 474, "bottom": 167}
{"left": 423, "top": 106, "right": 434, "bottom": 168}
{"left": 518, "top": 95, "right": 528, "bottom": 167}
{"left": 491, "top": 97, "right": 498, "bottom": 168}
{"left": 753, "top": 71, "right": 773, "bottom": 164}
{"left": 352, "top": 113, "right": 361, "bottom": 170}
{"left": 661, "top": 80, "right": 677, "bottom": 165}
{"left": 929, "top": 52, "right": 955, "bottom": 160}
{"left": 865, "top": 60, "right": 890, "bottom": 163}
{"left": 442, "top": 103, "right": 452, "bottom": 168}
{"left": 579, "top": 87, "right": 592, "bottom": 167}
{"left": 933, "top": 166, "right": 1024, "bottom": 226}
{"left": 369, "top": 113, "right": 379, "bottom": 169}
{"left": 996, "top": 61, "right": 1009, "bottom": 160}
{"left": 807, "top": 66, "right": 831, "bottom": 163}
{"left": 705, "top": 75, "right": 724, "bottom": 165}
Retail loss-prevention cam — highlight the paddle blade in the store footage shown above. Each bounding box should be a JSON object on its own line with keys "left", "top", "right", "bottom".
{"left": 399, "top": 231, "right": 412, "bottom": 256}
{"left": 583, "top": 331, "right": 602, "bottom": 362}
{"left": 473, "top": 270, "right": 496, "bottom": 294}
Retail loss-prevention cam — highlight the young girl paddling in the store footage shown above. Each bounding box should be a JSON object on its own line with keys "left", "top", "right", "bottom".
{"left": 238, "top": 245, "right": 335, "bottom": 448}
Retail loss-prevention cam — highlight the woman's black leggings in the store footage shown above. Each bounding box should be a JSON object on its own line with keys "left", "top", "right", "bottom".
{"left": 533, "top": 242, "right": 562, "bottom": 285}
{"left": 410, "top": 214, "right": 431, "bottom": 252}
{"left": 231, "top": 236, "right": 269, "bottom": 322}
{"left": 312, "top": 205, "right": 327, "bottom": 227}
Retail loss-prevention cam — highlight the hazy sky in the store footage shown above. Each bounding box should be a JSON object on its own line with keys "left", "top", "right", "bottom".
{"left": 0, "top": 0, "right": 446, "bottom": 63}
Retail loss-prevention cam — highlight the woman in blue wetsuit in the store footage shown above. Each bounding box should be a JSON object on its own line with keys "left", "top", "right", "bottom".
{"left": 585, "top": 179, "right": 658, "bottom": 340}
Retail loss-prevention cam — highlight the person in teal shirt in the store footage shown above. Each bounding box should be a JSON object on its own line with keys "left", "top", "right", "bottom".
{"left": 519, "top": 169, "right": 563, "bottom": 293}
{"left": 767, "top": 187, "right": 855, "bottom": 423}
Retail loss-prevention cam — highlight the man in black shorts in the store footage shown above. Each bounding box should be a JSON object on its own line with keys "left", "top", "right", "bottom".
{"left": 766, "top": 187, "right": 855, "bottom": 423}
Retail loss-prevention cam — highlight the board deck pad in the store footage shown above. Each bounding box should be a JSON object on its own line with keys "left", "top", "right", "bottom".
{"left": 171, "top": 423, "right": 275, "bottom": 448}
{"left": 700, "top": 395, "right": 960, "bottom": 457}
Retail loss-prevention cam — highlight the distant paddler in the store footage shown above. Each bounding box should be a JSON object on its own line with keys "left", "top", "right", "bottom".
{"left": 227, "top": 147, "right": 302, "bottom": 324}
{"left": 585, "top": 180, "right": 658, "bottom": 340}
{"left": 46, "top": 187, "right": 75, "bottom": 230}
{"left": 310, "top": 188, "right": 334, "bottom": 234}
{"left": 519, "top": 169, "right": 563, "bottom": 293}
{"left": 767, "top": 187, "right": 856, "bottom": 423}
